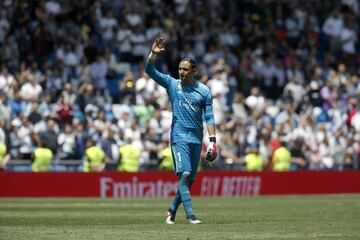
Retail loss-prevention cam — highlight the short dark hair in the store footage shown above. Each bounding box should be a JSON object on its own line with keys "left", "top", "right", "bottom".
{"left": 181, "top": 57, "right": 197, "bottom": 70}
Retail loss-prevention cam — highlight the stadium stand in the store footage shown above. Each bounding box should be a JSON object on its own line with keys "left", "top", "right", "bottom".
{"left": 0, "top": 0, "right": 359, "bottom": 172}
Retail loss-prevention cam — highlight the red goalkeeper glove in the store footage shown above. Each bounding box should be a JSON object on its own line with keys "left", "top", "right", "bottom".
{"left": 206, "top": 136, "right": 217, "bottom": 165}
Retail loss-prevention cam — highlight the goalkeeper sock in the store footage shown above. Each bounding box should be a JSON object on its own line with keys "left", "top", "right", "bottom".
{"left": 169, "top": 179, "right": 194, "bottom": 212}
{"left": 169, "top": 190, "right": 181, "bottom": 212}
{"left": 178, "top": 171, "right": 194, "bottom": 216}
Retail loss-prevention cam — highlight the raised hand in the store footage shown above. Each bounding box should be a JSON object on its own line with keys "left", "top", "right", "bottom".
{"left": 151, "top": 35, "right": 166, "bottom": 54}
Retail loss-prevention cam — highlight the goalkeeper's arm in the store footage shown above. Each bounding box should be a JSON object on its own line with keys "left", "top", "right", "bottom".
{"left": 145, "top": 35, "right": 172, "bottom": 89}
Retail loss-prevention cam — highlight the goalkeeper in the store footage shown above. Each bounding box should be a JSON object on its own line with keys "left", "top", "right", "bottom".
{"left": 145, "top": 36, "right": 217, "bottom": 224}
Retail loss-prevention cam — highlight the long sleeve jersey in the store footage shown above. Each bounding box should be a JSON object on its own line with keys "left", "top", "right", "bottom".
{"left": 145, "top": 63, "right": 215, "bottom": 144}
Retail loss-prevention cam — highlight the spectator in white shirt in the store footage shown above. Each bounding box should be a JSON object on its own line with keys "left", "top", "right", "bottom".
{"left": 130, "top": 26, "right": 147, "bottom": 63}
{"left": 116, "top": 21, "right": 133, "bottom": 62}
{"left": 58, "top": 124, "right": 76, "bottom": 160}
{"left": 340, "top": 19, "right": 357, "bottom": 70}
{"left": 245, "top": 87, "right": 266, "bottom": 114}
{"left": 322, "top": 10, "right": 344, "bottom": 54}
{"left": 0, "top": 66, "right": 15, "bottom": 95}
{"left": 100, "top": 10, "right": 118, "bottom": 43}
{"left": 125, "top": 7, "right": 142, "bottom": 27}
{"left": 135, "top": 71, "right": 155, "bottom": 105}
{"left": 19, "top": 73, "right": 42, "bottom": 102}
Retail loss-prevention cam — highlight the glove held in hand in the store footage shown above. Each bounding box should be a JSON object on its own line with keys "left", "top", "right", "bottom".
{"left": 206, "top": 142, "right": 217, "bottom": 162}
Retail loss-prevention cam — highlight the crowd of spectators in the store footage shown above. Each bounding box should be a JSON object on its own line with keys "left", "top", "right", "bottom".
{"left": 0, "top": 0, "right": 359, "bottom": 172}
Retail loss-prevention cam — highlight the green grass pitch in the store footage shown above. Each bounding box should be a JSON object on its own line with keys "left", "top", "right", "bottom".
{"left": 0, "top": 195, "right": 359, "bottom": 240}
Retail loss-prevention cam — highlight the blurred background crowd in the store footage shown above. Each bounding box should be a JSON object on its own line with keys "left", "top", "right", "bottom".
{"left": 0, "top": 0, "right": 359, "bottom": 172}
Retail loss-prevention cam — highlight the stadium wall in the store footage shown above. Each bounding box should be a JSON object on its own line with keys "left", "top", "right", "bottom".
{"left": 1, "top": 171, "right": 359, "bottom": 197}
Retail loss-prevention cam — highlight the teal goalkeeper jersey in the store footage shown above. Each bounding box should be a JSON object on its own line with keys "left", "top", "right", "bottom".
{"left": 145, "top": 63, "right": 215, "bottom": 144}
